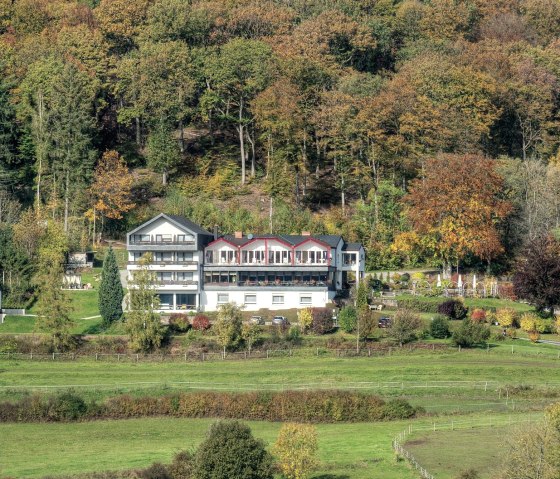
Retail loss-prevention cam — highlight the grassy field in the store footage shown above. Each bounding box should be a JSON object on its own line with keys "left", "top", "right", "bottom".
{"left": 1, "top": 347, "right": 559, "bottom": 412}
{"left": 405, "top": 426, "right": 511, "bottom": 478}
{"left": 0, "top": 414, "right": 531, "bottom": 479}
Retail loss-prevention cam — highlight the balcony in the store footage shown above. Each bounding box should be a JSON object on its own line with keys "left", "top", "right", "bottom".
{"left": 205, "top": 280, "right": 332, "bottom": 289}
{"left": 158, "top": 280, "right": 198, "bottom": 286}
{"left": 129, "top": 234, "right": 195, "bottom": 246}
{"left": 128, "top": 261, "right": 197, "bottom": 266}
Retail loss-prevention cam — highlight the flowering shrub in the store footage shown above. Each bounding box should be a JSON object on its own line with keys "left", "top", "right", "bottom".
{"left": 192, "top": 314, "right": 211, "bottom": 331}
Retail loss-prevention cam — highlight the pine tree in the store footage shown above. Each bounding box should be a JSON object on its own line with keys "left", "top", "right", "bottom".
{"left": 98, "top": 246, "right": 123, "bottom": 326}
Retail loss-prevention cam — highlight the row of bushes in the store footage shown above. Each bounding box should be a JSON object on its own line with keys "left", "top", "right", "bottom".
{"left": 0, "top": 390, "right": 419, "bottom": 424}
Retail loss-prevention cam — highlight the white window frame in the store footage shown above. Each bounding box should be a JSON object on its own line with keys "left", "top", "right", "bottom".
{"left": 272, "top": 295, "right": 284, "bottom": 305}
{"left": 217, "top": 293, "right": 229, "bottom": 304}
{"left": 244, "top": 294, "right": 257, "bottom": 304}
{"left": 300, "top": 295, "right": 312, "bottom": 305}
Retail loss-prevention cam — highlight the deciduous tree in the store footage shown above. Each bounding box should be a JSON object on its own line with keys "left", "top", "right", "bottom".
{"left": 273, "top": 423, "right": 318, "bottom": 479}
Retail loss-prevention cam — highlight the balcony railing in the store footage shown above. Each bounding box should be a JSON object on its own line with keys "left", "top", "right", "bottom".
{"left": 205, "top": 260, "right": 329, "bottom": 266}
{"left": 205, "top": 280, "right": 330, "bottom": 288}
{"left": 130, "top": 239, "right": 196, "bottom": 245}
{"left": 158, "top": 280, "right": 198, "bottom": 286}
{"left": 128, "top": 261, "right": 197, "bottom": 266}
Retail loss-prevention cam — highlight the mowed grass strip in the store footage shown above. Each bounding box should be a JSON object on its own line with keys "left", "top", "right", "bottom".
{"left": 0, "top": 417, "right": 421, "bottom": 479}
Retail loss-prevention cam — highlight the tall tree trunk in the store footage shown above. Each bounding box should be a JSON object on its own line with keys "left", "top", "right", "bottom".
{"left": 238, "top": 99, "right": 246, "bottom": 185}
{"left": 135, "top": 117, "right": 141, "bottom": 146}
{"left": 179, "top": 120, "right": 185, "bottom": 153}
{"left": 64, "top": 169, "right": 69, "bottom": 232}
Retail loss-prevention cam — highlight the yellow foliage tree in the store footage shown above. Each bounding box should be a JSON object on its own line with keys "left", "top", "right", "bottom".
{"left": 495, "top": 308, "right": 517, "bottom": 328}
{"left": 273, "top": 423, "right": 318, "bottom": 479}
{"left": 297, "top": 308, "right": 313, "bottom": 333}
{"left": 520, "top": 313, "right": 539, "bottom": 332}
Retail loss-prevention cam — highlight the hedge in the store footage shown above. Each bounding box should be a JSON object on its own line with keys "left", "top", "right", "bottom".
{"left": 397, "top": 297, "right": 444, "bottom": 313}
{"left": 0, "top": 390, "right": 420, "bottom": 424}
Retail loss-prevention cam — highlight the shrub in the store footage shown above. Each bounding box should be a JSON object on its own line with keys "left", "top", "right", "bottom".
{"left": 311, "top": 308, "right": 334, "bottom": 335}
{"left": 286, "top": 325, "right": 302, "bottom": 344}
{"left": 192, "top": 314, "right": 211, "bottom": 331}
{"left": 456, "top": 469, "right": 479, "bottom": 479}
{"left": 429, "top": 315, "right": 451, "bottom": 339}
{"left": 470, "top": 309, "right": 487, "bottom": 323}
{"left": 193, "top": 421, "right": 273, "bottom": 479}
{"left": 49, "top": 392, "right": 88, "bottom": 421}
{"left": 437, "top": 299, "right": 468, "bottom": 320}
{"left": 452, "top": 319, "right": 490, "bottom": 348}
{"left": 167, "top": 450, "right": 195, "bottom": 479}
{"left": 338, "top": 306, "right": 357, "bottom": 333}
{"left": 169, "top": 314, "right": 191, "bottom": 333}
{"left": 137, "top": 463, "right": 171, "bottom": 479}
{"left": 382, "top": 399, "right": 417, "bottom": 419}
{"left": 528, "top": 331, "right": 541, "bottom": 342}
{"left": 495, "top": 308, "right": 517, "bottom": 328}
{"left": 397, "top": 297, "right": 442, "bottom": 313}
{"left": 274, "top": 423, "right": 318, "bottom": 479}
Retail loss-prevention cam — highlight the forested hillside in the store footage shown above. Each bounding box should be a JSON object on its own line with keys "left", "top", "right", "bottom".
{"left": 1, "top": 0, "right": 560, "bottom": 275}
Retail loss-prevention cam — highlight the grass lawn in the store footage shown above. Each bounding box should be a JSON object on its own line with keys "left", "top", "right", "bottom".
{"left": 0, "top": 414, "right": 526, "bottom": 479}
{"left": 405, "top": 426, "right": 512, "bottom": 478}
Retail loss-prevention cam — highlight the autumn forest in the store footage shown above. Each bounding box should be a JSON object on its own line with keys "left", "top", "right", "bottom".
{"left": 1, "top": 0, "right": 560, "bottom": 279}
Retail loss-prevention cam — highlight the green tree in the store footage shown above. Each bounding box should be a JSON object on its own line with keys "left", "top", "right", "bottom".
{"left": 202, "top": 38, "right": 274, "bottom": 184}
{"left": 389, "top": 309, "right": 422, "bottom": 347}
{"left": 273, "top": 423, "right": 318, "bottom": 479}
{"left": 451, "top": 319, "right": 491, "bottom": 348}
{"left": 126, "top": 253, "right": 165, "bottom": 352}
{"left": 354, "top": 281, "right": 374, "bottom": 351}
{"left": 429, "top": 315, "right": 451, "bottom": 339}
{"left": 193, "top": 421, "right": 273, "bottom": 479}
{"left": 146, "top": 121, "right": 181, "bottom": 186}
{"left": 213, "top": 302, "right": 243, "bottom": 356}
{"left": 338, "top": 305, "right": 357, "bottom": 333}
{"left": 98, "top": 246, "right": 123, "bottom": 326}
{"left": 241, "top": 322, "right": 260, "bottom": 355}
{"left": 34, "top": 221, "right": 74, "bottom": 352}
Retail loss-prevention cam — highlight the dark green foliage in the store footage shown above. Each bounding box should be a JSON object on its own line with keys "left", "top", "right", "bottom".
{"left": 98, "top": 247, "right": 123, "bottom": 326}
{"left": 168, "top": 313, "right": 191, "bottom": 333}
{"left": 311, "top": 307, "right": 334, "bottom": 335}
{"left": 193, "top": 421, "right": 273, "bottom": 479}
{"left": 430, "top": 315, "right": 451, "bottom": 339}
{"left": 137, "top": 463, "right": 172, "bottom": 479}
{"left": 456, "top": 469, "right": 479, "bottom": 479}
{"left": 397, "top": 297, "right": 443, "bottom": 313}
{"left": 49, "top": 392, "right": 88, "bottom": 421}
{"left": 338, "top": 306, "right": 357, "bottom": 333}
{"left": 286, "top": 325, "right": 302, "bottom": 343}
{"left": 452, "top": 319, "right": 491, "bottom": 348}
{"left": 0, "top": 226, "right": 32, "bottom": 307}
{"left": 437, "top": 300, "right": 468, "bottom": 320}
{"left": 382, "top": 399, "right": 418, "bottom": 420}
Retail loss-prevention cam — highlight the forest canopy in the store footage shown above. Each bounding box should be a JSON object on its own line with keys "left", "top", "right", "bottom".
{"left": 1, "top": 0, "right": 560, "bottom": 274}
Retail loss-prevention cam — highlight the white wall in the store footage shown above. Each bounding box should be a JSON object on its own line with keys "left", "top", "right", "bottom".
{"left": 202, "top": 289, "right": 331, "bottom": 312}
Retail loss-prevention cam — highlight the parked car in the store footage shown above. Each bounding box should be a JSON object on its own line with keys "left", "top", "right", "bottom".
{"left": 272, "top": 315, "right": 289, "bottom": 325}
{"left": 249, "top": 315, "right": 265, "bottom": 325}
{"left": 378, "top": 316, "right": 391, "bottom": 328}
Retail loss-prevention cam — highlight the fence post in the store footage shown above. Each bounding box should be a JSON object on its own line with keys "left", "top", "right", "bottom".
{"left": 117, "top": 353, "right": 120, "bottom": 362}
{"left": 52, "top": 352, "right": 55, "bottom": 360}
{"left": 511, "top": 345, "right": 514, "bottom": 355}
{"left": 316, "top": 347, "right": 319, "bottom": 356}
{"left": 202, "top": 353, "right": 205, "bottom": 361}
{"left": 368, "top": 348, "right": 371, "bottom": 357}
{"left": 137, "top": 353, "right": 139, "bottom": 362}
{"left": 30, "top": 352, "right": 32, "bottom": 360}
{"left": 95, "top": 353, "right": 98, "bottom": 361}
{"left": 485, "top": 381, "right": 488, "bottom": 391}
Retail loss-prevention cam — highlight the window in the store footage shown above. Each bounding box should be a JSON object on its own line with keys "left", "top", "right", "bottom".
{"left": 134, "top": 234, "right": 150, "bottom": 243}
{"left": 156, "top": 272, "right": 173, "bottom": 282}
{"left": 176, "top": 234, "right": 194, "bottom": 243}
{"left": 177, "top": 252, "right": 193, "bottom": 262}
{"left": 219, "top": 250, "right": 235, "bottom": 264}
{"left": 155, "top": 234, "right": 173, "bottom": 243}
{"left": 217, "top": 293, "right": 229, "bottom": 303}
{"left": 244, "top": 294, "right": 257, "bottom": 304}
{"left": 272, "top": 295, "right": 284, "bottom": 305}
{"left": 300, "top": 296, "right": 312, "bottom": 305}
{"left": 176, "top": 272, "right": 193, "bottom": 281}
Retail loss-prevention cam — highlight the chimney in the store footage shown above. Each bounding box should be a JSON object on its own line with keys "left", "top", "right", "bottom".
{"left": 213, "top": 225, "right": 219, "bottom": 241}
{"left": 301, "top": 231, "right": 311, "bottom": 236}
{"left": 234, "top": 231, "right": 243, "bottom": 239}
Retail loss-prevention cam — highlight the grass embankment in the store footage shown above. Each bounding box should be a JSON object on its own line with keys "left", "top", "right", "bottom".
{"left": 1, "top": 347, "right": 559, "bottom": 412}
{"left": 0, "top": 414, "right": 526, "bottom": 479}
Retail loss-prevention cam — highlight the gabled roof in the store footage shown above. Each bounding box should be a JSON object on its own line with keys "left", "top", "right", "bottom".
{"left": 210, "top": 233, "right": 344, "bottom": 249}
{"left": 342, "top": 242, "right": 363, "bottom": 252}
{"left": 128, "top": 213, "right": 212, "bottom": 237}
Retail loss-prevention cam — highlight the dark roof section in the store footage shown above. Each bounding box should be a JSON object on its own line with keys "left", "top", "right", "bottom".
{"left": 342, "top": 242, "right": 362, "bottom": 251}
{"left": 315, "top": 235, "right": 344, "bottom": 248}
{"left": 166, "top": 214, "right": 213, "bottom": 236}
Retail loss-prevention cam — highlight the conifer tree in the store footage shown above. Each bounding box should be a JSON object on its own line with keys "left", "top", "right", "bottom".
{"left": 98, "top": 246, "right": 123, "bottom": 326}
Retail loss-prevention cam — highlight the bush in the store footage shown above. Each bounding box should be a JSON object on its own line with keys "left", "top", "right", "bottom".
{"left": 382, "top": 399, "right": 417, "bottom": 419}
{"left": 496, "top": 308, "right": 517, "bottom": 328}
{"left": 286, "top": 325, "right": 302, "bottom": 344}
{"left": 470, "top": 309, "right": 487, "bottom": 323}
{"left": 193, "top": 421, "right": 273, "bottom": 479}
{"left": 168, "top": 450, "right": 194, "bottom": 479}
{"left": 437, "top": 300, "right": 468, "bottom": 320}
{"left": 169, "top": 314, "right": 191, "bottom": 333}
{"left": 192, "top": 314, "right": 211, "bottom": 331}
{"left": 397, "top": 297, "right": 442, "bottom": 313}
{"left": 297, "top": 308, "right": 313, "bottom": 332}
{"left": 137, "top": 463, "right": 171, "bottom": 479}
{"left": 389, "top": 309, "right": 423, "bottom": 346}
{"left": 338, "top": 306, "right": 357, "bottom": 333}
{"left": 452, "top": 319, "right": 490, "bottom": 348}
{"left": 311, "top": 308, "right": 334, "bottom": 335}
{"left": 429, "top": 315, "right": 451, "bottom": 339}
{"left": 274, "top": 423, "right": 318, "bottom": 479}
{"left": 49, "top": 392, "right": 88, "bottom": 421}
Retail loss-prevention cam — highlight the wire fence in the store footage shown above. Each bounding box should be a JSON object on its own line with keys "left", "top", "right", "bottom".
{"left": 0, "top": 341, "right": 558, "bottom": 364}
{"left": 392, "top": 414, "right": 542, "bottom": 479}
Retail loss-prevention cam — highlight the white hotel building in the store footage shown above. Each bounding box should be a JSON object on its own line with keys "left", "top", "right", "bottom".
{"left": 127, "top": 214, "right": 365, "bottom": 312}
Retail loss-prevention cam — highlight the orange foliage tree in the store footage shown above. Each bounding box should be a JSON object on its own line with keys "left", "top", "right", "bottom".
{"left": 396, "top": 154, "right": 511, "bottom": 276}
{"left": 87, "top": 150, "right": 135, "bottom": 242}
